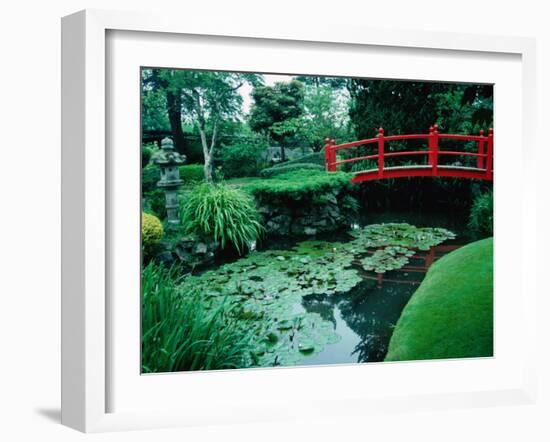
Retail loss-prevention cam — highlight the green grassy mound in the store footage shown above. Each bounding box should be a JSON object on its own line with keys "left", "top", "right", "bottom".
{"left": 385, "top": 237, "right": 493, "bottom": 362}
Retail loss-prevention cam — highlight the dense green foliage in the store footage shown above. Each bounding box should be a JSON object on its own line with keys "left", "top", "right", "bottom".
{"left": 141, "top": 263, "right": 254, "bottom": 372}
{"left": 180, "top": 183, "right": 264, "bottom": 254}
{"left": 468, "top": 191, "right": 493, "bottom": 237}
{"left": 219, "top": 139, "right": 268, "bottom": 178}
{"left": 141, "top": 163, "right": 160, "bottom": 193}
{"left": 179, "top": 164, "right": 205, "bottom": 183}
{"left": 385, "top": 238, "right": 493, "bottom": 361}
{"left": 264, "top": 84, "right": 353, "bottom": 151}
{"left": 142, "top": 69, "right": 262, "bottom": 181}
{"left": 141, "top": 212, "right": 164, "bottom": 259}
{"left": 249, "top": 80, "right": 305, "bottom": 144}
{"left": 271, "top": 151, "right": 325, "bottom": 168}
{"left": 141, "top": 143, "right": 156, "bottom": 167}
{"left": 260, "top": 162, "right": 324, "bottom": 178}
{"left": 348, "top": 80, "right": 493, "bottom": 139}
{"left": 243, "top": 170, "right": 352, "bottom": 201}
{"left": 143, "top": 189, "right": 166, "bottom": 219}
{"left": 142, "top": 213, "right": 164, "bottom": 244}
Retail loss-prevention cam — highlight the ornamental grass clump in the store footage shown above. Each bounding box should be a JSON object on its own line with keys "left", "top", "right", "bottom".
{"left": 141, "top": 263, "right": 254, "bottom": 372}
{"left": 180, "top": 183, "right": 264, "bottom": 255}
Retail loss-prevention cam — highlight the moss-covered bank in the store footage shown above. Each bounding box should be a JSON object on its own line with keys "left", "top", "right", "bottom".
{"left": 385, "top": 237, "right": 493, "bottom": 361}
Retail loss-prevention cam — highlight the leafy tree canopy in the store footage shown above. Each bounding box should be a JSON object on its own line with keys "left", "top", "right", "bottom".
{"left": 248, "top": 80, "right": 305, "bottom": 144}
{"left": 348, "top": 80, "right": 493, "bottom": 139}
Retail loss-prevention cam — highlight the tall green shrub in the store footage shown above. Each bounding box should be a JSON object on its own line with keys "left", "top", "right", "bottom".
{"left": 141, "top": 212, "right": 164, "bottom": 259}
{"left": 180, "top": 183, "right": 264, "bottom": 254}
{"left": 468, "top": 191, "right": 493, "bottom": 237}
{"left": 142, "top": 143, "right": 157, "bottom": 167}
{"left": 179, "top": 164, "right": 205, "bottom": 183}
{"left": 220, "top": 140, "right": 268, "bottom": 178}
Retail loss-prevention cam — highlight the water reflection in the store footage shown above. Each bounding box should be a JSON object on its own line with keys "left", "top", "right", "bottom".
{"left": 300, "top": 276, "right": 420, "bottom": 365}
{"left": 299, "top": 243, "right": 461, "bottom": 365}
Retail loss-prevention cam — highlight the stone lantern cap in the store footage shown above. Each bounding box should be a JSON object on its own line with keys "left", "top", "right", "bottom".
{"left": 153, "top": 137, "right": 187, "bottom": 166}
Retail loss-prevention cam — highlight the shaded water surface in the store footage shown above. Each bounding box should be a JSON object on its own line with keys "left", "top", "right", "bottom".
{"left": 210, "top": 210, "right": 471, "bottom": 366}
{"left": 263, "top": 210, "right": 469, "bottom": 365}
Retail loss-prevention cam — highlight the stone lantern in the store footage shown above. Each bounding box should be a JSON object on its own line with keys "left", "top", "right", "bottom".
{"left": 154, "top": 137, "right": 186, "bottom": 225}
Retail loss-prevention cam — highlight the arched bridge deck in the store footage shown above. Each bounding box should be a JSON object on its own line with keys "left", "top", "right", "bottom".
{"left": 324, "top": 126, "right": 493, "bottom": 183}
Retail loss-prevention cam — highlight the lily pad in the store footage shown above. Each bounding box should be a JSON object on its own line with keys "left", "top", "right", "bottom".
{"left": 174, "top": 222, "right": 455, "bottom": 367}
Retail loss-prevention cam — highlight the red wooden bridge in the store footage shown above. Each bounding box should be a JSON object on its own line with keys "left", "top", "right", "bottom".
{"left": 324, "top": 125, "right": 493, "bottom": 183}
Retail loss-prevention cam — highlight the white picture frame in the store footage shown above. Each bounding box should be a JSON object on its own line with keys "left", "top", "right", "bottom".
{"left": 61, "top": 9, "right": 537, "bottom": 433}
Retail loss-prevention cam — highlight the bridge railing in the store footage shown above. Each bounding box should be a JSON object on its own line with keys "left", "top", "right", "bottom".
{"left": 324, "top": 125, "right": 493, "bottom": 179}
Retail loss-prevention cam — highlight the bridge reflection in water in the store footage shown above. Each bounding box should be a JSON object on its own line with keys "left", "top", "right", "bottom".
{"left": 299, "top": 244, "right": 462, "bottom": 365}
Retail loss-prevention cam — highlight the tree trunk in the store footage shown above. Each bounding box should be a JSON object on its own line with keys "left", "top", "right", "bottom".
{"left": 203, "top": 152, "right": 213, "bottom": 183}
{"left": 166, "top": 90, "right": 186, "bottom": 154}
{"left": 280, "top": 145, "right": 286, "bottom": 162}
{"left": 198, "top": 126, "right": 214, "bottom": 183}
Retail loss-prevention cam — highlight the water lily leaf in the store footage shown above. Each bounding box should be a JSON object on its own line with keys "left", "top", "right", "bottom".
{"left": 174, "top": 222, "right": 454, "bottom": 367}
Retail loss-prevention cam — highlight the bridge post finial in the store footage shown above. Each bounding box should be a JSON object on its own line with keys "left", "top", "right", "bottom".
{"left": 479, "top": 129, "right": 484, "bottom": 136}
{"left": 433, "top": 124, "right": 439, "bottom": 133}
{"left": 488, "top": 128, "right": 493, "bottom": 135}
{"left": 378, "top": 127, "right": 384, "bottom": 136}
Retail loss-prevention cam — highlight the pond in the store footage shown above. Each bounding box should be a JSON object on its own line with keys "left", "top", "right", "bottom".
{"left": 272, "top": 210, "right": 470, "bottom": 366}
{"left": 189, "top": 209, "right": 472, "bottom": 368}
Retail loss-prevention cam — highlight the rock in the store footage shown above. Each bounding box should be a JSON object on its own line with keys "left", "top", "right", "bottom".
{"left": 304, "top": 227, "right": 318, "bottom": 236}
{"left": 174, "top": 246, "right": 193, "bottom": 262}
{"left": 258, "top": 205, "right": 271, "bottom": 215}
{"left": 312, "top": 219, "right": 328, "bottom": 227}
{"left": 325, "top": 194, "right": 338, "bottom": 205}
{"left": 156, "top": 251, "right": 174, "bottom": 264}
{"left": 194, "top": 242, "right": 208, "bottom": 254}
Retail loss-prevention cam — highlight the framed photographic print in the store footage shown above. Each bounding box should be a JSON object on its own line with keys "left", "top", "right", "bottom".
{"left": 61, "top": 9, "right": 537, "bottom": 432}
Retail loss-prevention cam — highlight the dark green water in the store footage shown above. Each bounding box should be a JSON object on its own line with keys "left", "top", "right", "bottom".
{"left": 211, "top": 209, "right": 471, "bottom": 366}
{"left": 276, "top": 209, "right": 470, "bottom": 365}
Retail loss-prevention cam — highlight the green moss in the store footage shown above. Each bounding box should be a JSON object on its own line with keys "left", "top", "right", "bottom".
{"left": 385, "top": 238, "right": 493, "bottom": 362}
{"left": 242, "top": 170, "right": 353, "bottom": 201}
{"left": 260, "top": 163, "right": 325, "bottom": 178}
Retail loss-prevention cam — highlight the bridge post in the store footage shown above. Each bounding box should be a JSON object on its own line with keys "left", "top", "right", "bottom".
{"left": 330, "top": 139, "right": 337, "bottom": 172}
{"left": 431, "top": 124, "right": 439, "bottom": 176}
{"left": 324, "top": 137, "right": 331, "bottom": 171}
{"left": 486, "top": 128, "right": 493, "bottom": 179}
{"left": 477, "top": 129, "right": 485, "bottom": 169}
{"left": 428, "top": 126, "right": 434, "bottom": 166}
{"left": 378, "top": 128, "right": 384, "bottom": 178}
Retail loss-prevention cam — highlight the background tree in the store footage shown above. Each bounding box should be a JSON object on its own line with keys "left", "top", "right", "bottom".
{"left": 141, "top": 69, "right": 187, "bottom": 154}
{"left": 294, "top": 75, "right": 348, "bottom": 89}
{"left": 248, "top": 80, "right": 305, "bottom": 161}
{"left": 348, "top": 80, "right": 446, "bottom": 138}
{"left": 159, "top": 70, "right": 261, "bottom": 182}
{"left": 348, "top": 79, "right": 493, "bottom": 138}
{"left": 273, "top": 83, "right": 352, "bottom": 151}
